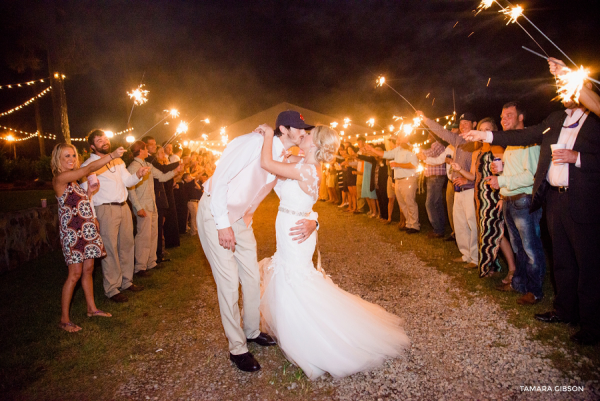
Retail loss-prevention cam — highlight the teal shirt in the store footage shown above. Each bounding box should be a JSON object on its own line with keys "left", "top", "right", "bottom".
{"left": 497, "top": 145, "right": 540, "bottom": 197}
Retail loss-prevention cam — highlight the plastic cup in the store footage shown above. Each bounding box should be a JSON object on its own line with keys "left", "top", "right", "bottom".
{"left": 493, "top": 158, "right": 503, "bottom": 173}
{"left": 551, "top": 144, "right": 567, "bottom": 165}
{"left": 87, "top": 173, "right": 99, "bottom": 187}
{"left": 41, "top": 199, "right": 47, "bottom": 208}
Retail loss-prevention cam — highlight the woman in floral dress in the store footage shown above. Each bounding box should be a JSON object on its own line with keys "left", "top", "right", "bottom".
{"left": 51, "top": 143, "right": 125, "bottom": 332}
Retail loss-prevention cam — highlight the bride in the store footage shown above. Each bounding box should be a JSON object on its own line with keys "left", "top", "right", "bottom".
{"left": 258, "top": 124, "right": 410, "bottom": 380}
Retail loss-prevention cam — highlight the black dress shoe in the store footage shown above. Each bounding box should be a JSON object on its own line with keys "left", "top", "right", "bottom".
{"left": 229, "top": 352, "right": 261, "bottom": 372}
{"left": 570, "top": 330, "right": 600, "bottom": 346}
{"left": 109, "top": 293, "right": 129, "bottom": 303}
{"left": 405, "top": 228, "right": 420, "bottom": 234}
{"left": 534, "top": 311, "right": 571, "bottom": 324}
{"left": 134, "top": 270, "right": 152, "bottom": 278}
{"left": 125, "top": 284, "right": 144, "bottom": 292}
{"left": 247, "top": 332, "right": 276, "bottom": 346}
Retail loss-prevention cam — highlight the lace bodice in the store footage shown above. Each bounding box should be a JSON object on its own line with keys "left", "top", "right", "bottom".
{"left": 274, "top": 161, "right": 319, "bottom": 213}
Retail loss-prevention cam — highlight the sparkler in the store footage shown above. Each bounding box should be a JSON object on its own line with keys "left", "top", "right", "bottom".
{"left": 521, "top": 46, "right": 600, "bottom": 85}
{"left": 330, "top": 122, "right": 338, "bottom": 128}
{"left": 366, "top": 118, "right": 375, "bottom": 127}
{"left": 475, "top": 0, "right": 495, "bottom": 15}
{"left": 501, "top": 5, "right": 523, "bottom": 25}
{"left": 376, "top": 75, "right": 417, "bottom": 112}
{"left": 555, "top": 66, "right": 590, "bottom": 104}
{"left": 128, "top": 84, "right": 149, "bottom": 105}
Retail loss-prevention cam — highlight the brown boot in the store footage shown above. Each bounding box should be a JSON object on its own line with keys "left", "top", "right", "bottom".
{"left": 517, "top": 292, "right": 540, "bottom": 305}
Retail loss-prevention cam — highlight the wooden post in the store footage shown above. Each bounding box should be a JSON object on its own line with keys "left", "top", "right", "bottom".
{"left": 33, "top": 87, "right": 46, "bottom": 156}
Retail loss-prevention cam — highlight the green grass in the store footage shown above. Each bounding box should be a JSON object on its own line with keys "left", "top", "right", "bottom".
{"left": 0, "top": 237, "right": 211, "bottom": 400}
{"left": 0, "top": 190, "right": 57, "bottom": 213}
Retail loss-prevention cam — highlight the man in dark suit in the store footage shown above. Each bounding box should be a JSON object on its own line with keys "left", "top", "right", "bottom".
{"left": 461, "top": 83, "right": 600, "bottom": 345}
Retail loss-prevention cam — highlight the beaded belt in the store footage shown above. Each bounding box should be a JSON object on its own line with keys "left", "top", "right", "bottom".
{"left": 278, "top": 207, "right": 311, "bottom": 217}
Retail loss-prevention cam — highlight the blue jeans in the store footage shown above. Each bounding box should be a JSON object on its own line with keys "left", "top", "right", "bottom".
{"left": 426, "top": 175, "right": 447, "bottom": 235}
{"left": 503, "top": 195, "right": 546, "bottom": 299}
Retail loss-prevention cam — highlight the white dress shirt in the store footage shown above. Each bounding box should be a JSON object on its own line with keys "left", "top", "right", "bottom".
{"left": 81, "top": 153, "right": 142, "bottom": 206}
{"left": 204, "top": 134, "right": 285, "bottom": 229}
{"left": 169, "top": 154, "right": 180, "bottom": 163}
{"left": 546, "top": 109, "right": 586, "bottom": 187}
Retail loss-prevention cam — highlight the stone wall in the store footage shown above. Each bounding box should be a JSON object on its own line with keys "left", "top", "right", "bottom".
{"left": 0, "top": 206, "right": 60, "bottom": 273}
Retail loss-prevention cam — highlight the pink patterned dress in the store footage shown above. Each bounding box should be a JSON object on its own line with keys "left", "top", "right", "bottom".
{"left": 57, "top": 182, "right": 106, "bottom": 265}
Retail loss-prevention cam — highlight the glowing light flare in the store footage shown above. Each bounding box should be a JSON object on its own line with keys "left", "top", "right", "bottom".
{"left": 502, "top": 5, "right": 523, "bottom": 25}
{"left": 165, "top": 108, "right": 180, "bottom": 118}
{"left": 6, "top": 135, "right": 15, "bottom": 142}
{"left": 366, "top": 118, "right": 375, "bottom": 127}
{"left": 402, "top": 124, "right": 414, "bottom": 136}
{"left": 389, "top": 125, "right": 395, "bottom": 132}
{"left": 556, "top": 66, "right": 590, "bottom": 104}
{"left": 376, "top": 76, "right": 386, "bottom": 87}
{"left": 183, "top": 141, "right": 189, "bottom": 146}
{"left": 128, "top": 84, "right": 149, "bottom": 106}
{"left": 176, "top": 121, "right": 189, "bottom": 134}
{"left": 476, "top": 0, "right": 495, "bottom": 15}
{"left": 416, "top": 164, "right": 424, "bottom": 173}
{"left": 126, "top": 135, "right": 135, "bottom": 143}
{"left": 104, "top": 131, "right": 114, "bottom": 138}
{"left": 202, "top": 118, "right": 210, "bottom": 124}
{"left": 330, "top": 122, "right": 338, "bottom": 128}
{"left": 201, "top": 134, "right": 208, "bottom": 140}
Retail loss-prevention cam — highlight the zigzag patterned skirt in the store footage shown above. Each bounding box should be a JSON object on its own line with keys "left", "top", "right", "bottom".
{"left": 475, "top": 151, "right": 505, "bottom": 277}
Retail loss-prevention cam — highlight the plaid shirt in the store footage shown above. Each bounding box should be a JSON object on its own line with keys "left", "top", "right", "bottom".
{"left": 421, "top": 141, "right": 446, "bottom": 177}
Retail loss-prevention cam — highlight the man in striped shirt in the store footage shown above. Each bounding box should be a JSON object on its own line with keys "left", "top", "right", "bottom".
{"left": 417, "top": 135, "right": 447, "bottom": 238}
{"left": 418, "top": 111, "right": 479, "bottom": 268}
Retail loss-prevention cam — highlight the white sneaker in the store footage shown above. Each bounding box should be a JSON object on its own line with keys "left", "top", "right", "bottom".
{"left": 338, "top": 203, "right": 348, "bottom": 208}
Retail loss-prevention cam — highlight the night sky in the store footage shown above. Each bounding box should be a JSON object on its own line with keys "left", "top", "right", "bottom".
{"left": 1, "top": 0, "right": 599, "bottom": 156}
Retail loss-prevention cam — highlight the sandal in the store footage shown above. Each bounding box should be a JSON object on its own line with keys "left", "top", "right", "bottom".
{"left": 502, "top": 272, "right": 515, "bottom": 284}
{"left": 87, "top": 310, "right": 112, "bottom": 318}
{"left": 59, "top": 321, "right": 82, "bottom": 333}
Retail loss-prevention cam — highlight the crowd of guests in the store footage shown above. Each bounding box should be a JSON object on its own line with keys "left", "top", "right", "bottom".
{"left": 319, "top": 59, "right": 600, "bottom": 346}
{"left": 51, "top": 129, "right": 216, "bottom": 332}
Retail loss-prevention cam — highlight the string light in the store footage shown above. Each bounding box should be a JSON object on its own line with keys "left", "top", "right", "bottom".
{"left": 70, "top": 128, "right": 133, "bottom": 142}
{"left": 0, "top": 77, "right": 49, "bottom": 90}
{"left": 0, "top": 87, "right": 52, "bottom": 117}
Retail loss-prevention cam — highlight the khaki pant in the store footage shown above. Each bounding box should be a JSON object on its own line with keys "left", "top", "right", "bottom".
{"left": 453, "top": 189, "right": 478, "bottom": 264}
{"left": 134, "top": 209, "right": 158, "bottom": 273}
{"left": 356, "top": 173, "right": 366, "bottom": 211}
{"left": 187, "top": 200, "right": 199, "bottom": 235}
{"left": 395, "top": 176, "right": 420, "bottom": 230}
{"left": 95, "top": 203, "right": 135, "bottom": 298}
{"left": 197, "top": 195, "right": 260, "bottom": 355}
{"left": 446, "top": 181, "right": 455, "bottom": 234}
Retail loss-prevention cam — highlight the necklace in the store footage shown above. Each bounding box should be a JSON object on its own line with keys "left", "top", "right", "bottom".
{"left": 563, "top": 110, "right": 586, "bottom": 129}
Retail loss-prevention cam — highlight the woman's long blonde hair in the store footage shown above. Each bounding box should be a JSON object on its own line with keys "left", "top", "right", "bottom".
{"left": 312, "top": 125, "right": 340, "bottom": 163}
{"left": 51, "top": 143, "right": 80, "bottom": 176}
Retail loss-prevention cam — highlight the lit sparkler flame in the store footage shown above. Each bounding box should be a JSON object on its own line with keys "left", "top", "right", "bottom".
{"left": 502, "top": 5, "right": 523, "bottom": 25}
{"left": 556, "top": 66, "right": 590, "bottom": 104}
{"left": 202, "top": 118, "right": 210, "bottom": 124}
{"left": 176, "top": 121, "right": 189, "bottom": 134}
{"left": 476, "top": 0, "right": 495, "bottom": 15}
{"left": 165, "top": 108, "right": 179, "bottom": 118}
{"left": 389, "top": 125, "right": 395, "bottom": 132}
{"left": 201, "top": 134, "right": 208, "bottom": 140}
{"left": 402, "top": 124, "right": 413, "bottom": 136}
{"left": 128, "top": 84, "right": 149, "bottom": 106}
{"left": 330, "top": 122, "right": 338, "bottom": 128}
{"left": 376, "top": 76, "right": 386, "bottom": 87}
{"left": 416, "top": 164, "right": 424, "bottom": 173}
{"left": 392, "top": 116, "right": 403, "bottom": 121}
{"left": 366, "top": 118, "right": 375, "bottom": 127}
{"left": 343, "top": 118, "right": 351, "bottom": 124}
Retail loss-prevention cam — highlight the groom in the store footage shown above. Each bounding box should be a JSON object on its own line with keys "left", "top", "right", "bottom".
{"left": 198, "top": 110, "right": 318, "bottom": 372}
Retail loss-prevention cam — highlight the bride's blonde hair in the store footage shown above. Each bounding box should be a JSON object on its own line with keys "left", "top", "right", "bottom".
{"left": 312, "top": 125, "right": 340, "bottom": 164}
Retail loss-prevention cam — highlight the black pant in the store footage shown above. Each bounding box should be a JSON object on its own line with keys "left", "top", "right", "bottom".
{"left": 546, "top": 190, "right": 600, "bottom": 335}
{"left": 163, "top": 179, "right": 180, "bottom": 248}
{"left": 157, "top": 207, "right": 167, "bottom": 259}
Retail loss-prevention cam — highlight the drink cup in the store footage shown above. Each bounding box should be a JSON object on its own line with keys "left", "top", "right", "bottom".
{"left": 41, "top": 199, "right": 47, "bottom": 208}
{"left": 87, "top": 173, "right": 99, "bottom": 187}
{"left": 551, "top": 144, "right": 567, "bottom": 165}
{"left": 493, "top": 158, "right": 503, "bottom": 173}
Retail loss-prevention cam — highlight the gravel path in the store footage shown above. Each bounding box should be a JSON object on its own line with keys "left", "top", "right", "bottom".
{"left": 114, "top": 194, "right": 599, "bottom": 400}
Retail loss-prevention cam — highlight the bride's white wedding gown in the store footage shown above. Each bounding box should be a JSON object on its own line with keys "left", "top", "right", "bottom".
{"left": 259, "top": 162, "right": 410, "bottom": 380}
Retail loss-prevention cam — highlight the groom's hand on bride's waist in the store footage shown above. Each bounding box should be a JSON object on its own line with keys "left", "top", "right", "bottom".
{"left": 218, "top": 227, "right": 236, "bottom": 252}
{"left": 290, "top": 219, "right": 317, "bottom": 244}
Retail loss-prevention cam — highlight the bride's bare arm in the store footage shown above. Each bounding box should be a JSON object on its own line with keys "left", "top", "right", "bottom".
{"left": 260, "top": 124, "right": 308, "bottom": 182}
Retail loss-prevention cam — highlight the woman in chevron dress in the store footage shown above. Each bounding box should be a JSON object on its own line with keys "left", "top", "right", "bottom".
{"left": 452, "top": 118, "right": 516, "bottom": 278}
